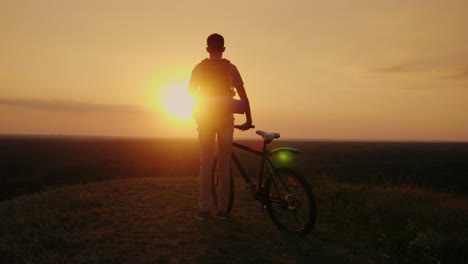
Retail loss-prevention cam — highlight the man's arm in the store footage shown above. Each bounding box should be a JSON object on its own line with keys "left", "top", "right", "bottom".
{"left": 236, "top": 84, "right": 253, "bottom": 130}
{"left": 231, "top": 64, "right": 253, "bottom": 130}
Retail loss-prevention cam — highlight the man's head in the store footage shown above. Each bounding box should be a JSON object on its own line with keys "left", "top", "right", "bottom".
{"left": 206, "top": 33, "right": 225, "bottom": 54}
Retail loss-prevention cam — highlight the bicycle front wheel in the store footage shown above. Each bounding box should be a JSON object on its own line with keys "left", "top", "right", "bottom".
{"left": 265, "top": 168, "right": 316, "bottom": 235}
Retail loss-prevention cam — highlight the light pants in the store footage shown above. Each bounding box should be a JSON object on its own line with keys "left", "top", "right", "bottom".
{"left": 198, "top": 124, "right": 234, "bottom": 212}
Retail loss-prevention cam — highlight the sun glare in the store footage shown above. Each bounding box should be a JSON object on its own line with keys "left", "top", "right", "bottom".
{"left": 160, "top": 81, "right": 195, "bottom": 123}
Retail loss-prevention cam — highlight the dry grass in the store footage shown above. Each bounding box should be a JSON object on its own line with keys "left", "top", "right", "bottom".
{"left": 0, "top": 176, "right": 350, "bottom": 263}
{"left": 313, "top": 177, "right": 468, "bottom": 263}
{"left": 1, "top": 176, "right": 466, "bottom": 263}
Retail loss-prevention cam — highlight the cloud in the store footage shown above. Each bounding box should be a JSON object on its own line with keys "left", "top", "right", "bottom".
{"left": 371, "top": 62, "right": 425, "bottom": 73}
{"left": 442, "top": 65, "right": 468, "bottom": 80}
{"left": 0, "top": 98, "right": 151, "bottom": 115}
{"left": 371, "top": 61, "right": 468, "bottom": 80}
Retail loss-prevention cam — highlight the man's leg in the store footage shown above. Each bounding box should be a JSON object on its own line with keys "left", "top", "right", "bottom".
{"left": 198, "top": 125, "right": 216, "bottom": 213}
{"left": 216, "top": 125, "right": 234, "bottom": 213}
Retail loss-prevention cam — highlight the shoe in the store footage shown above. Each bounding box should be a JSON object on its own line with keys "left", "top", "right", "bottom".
{"left": 214, "top": 211, "right": 228, "bottom": 220}
{"left": 195, "top": 210, "right": 210, "bottom": 220}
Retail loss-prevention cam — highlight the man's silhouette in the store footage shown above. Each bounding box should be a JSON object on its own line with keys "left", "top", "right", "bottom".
{"left": 189, "top": 33, "right": 252, "bottom": 220}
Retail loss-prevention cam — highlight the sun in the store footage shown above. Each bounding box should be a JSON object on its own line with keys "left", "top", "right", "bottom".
{"left": 160, "top": 81, "right": 195, "bottom": 122}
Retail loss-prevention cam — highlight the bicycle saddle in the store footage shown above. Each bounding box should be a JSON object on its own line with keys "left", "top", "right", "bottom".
{"left": 256, "top": 130, "right": 280, "bottom": 142}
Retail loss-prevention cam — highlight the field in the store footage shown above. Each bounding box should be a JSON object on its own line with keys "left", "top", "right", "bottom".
{"left": 0, "top": 136, "right": 467, "bottom": 263}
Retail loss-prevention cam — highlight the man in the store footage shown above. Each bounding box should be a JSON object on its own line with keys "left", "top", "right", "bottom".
{"left": 189, "top": 33, "right": 253, "bottom": 220}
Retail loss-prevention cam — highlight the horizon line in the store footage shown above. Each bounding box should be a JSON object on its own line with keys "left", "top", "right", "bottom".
{"left": 1, "top": 133, "right": 467, "bottom": 144}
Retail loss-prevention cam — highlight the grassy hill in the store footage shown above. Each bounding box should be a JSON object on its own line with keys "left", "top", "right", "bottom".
{"left": 1, "top": 176, "right": 466, "bottom": 263}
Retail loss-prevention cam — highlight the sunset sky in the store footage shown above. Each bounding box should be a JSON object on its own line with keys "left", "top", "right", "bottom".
{"left": 1, "top": 0, "right": 467, "bottom": 141}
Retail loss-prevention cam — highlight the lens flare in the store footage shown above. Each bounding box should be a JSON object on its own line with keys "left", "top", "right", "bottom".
{"left": 277, "top": 151, "right": 292, "bottom": 164}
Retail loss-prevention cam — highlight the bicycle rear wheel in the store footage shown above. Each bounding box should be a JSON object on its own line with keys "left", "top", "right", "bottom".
{"left": 265, "top": 167, "right": 316, "bottom": 235}
{"left": 211, "top": 157, "right": 235, "bottom": 213}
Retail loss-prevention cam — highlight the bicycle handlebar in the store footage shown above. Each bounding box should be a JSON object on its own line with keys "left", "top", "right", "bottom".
{"left": 234, "top": 124, "right": 255, "bottom": 130}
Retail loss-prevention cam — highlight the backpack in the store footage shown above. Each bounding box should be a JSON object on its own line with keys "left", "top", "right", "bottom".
{"left": 196, "top": 58, "right": 234, "bottom": 97}
{"left": 193, "top": 59, "right": 235, "bottom": 123}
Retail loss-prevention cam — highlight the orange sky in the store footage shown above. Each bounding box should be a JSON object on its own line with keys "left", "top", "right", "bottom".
{"left": 1, "top": 0, "right": 467, "bottom": 141}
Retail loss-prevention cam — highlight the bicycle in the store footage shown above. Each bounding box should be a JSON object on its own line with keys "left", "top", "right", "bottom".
{"left": 211, "top": 125, "right": 317, "bottom": 235}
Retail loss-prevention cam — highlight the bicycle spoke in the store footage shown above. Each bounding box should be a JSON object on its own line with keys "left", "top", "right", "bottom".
{"left": 265, "top": 168, "right": 316, "bottom": 234}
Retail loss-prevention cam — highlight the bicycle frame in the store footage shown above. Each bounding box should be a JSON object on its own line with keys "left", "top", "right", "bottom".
{"left": 230, "top": 141, "right": 300, "bottom": 202}
{"left": 211, "top": 134, "right": 316, "bottom": 234}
